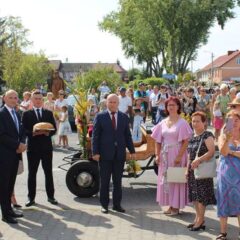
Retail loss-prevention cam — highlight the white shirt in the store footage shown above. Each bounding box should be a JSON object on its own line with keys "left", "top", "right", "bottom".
{"left": 236, "top": 92, "right": 240, "bottom": 99}
{"left": 107, "top": 109, "right": 118, "bottom": 128}
{"left": 33, "top": 107, "right": 43, "bottom": 120}
{"left": 149, "top": 92, "right": 160, "bottom": 107}
{"left": 99, "top": 85, "right": 110, "bottom": 96}
{"left": 55, "top": 99, "right": 68, "bottom": 109}
{"left": 5, "top": 105, "right": 19, "bottom": 130}
{"left": 118, "top": 96, "right": 132, "bottom": 113}
{"left": 158, "top": 92, "right": 168, "bottom": 110}
{"left": 20, "top": 100, "right": 30, "bottom": 112}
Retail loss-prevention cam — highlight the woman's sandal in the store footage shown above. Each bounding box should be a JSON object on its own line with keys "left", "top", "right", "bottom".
{"left": 163, "top": 207, "right": 172, "bottom": 215}
{"left": 216, "top": 233, "right": 227, "bottom": 240}
{"left": 187, "top": 223, "right": 195, "bottom": 228}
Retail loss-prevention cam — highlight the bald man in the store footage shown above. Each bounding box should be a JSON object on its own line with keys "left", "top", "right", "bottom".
{"left": 0, "top": 90, "right": 26, "bottom": 224}
{"left": 92, "top": 94, "right": 135, "bottom": 213}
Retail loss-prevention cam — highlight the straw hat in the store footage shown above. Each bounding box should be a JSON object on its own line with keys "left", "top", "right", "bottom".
{"left": 228, "top": 97, "right": 240, "bottom": 106}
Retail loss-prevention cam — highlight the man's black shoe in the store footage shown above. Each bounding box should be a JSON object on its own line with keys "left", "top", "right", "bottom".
{"left": 48, "top": 198, "right": 58, "bottom": 205}
{"left": 101, "top": 207, "right": 108, "bottom": 214}
{"left": 2, "top": 216, "right": 18, "bottom": 224}
{"left": 9, "top": 211, "right": 23, "bottom": 218}
{"left": 112, "top": 206, "right": 125, "bottom": 213}
{"left": 13, "top": 204, "right": 22, "bottom": 208}
{"left": 25, "top": 200, "right": 35, "bottom": 207}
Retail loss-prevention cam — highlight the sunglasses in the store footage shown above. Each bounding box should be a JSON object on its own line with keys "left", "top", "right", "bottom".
{"left": 230, "top": 105, "right": 237, "bottom": 109}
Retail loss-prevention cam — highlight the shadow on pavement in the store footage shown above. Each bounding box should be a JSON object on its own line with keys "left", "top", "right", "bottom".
{"left": 7, "top": 205, "right": 113, "bottom": 240}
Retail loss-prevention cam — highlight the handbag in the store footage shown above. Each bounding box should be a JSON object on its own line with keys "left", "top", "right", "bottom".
{"left": 167, "top": 167, "right": 187, "bottom": 183}
{"left": 194, "top": 133, "right": 217, "bottom": 179}
{"left": 17, "top": 160, "right": 24, "bottom": 175}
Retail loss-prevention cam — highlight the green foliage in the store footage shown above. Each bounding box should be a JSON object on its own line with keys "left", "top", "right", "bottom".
{"left": 2, "top": 49, "right": 51, "bottom": 95}
{"left": 128, "top": 68, "right": 143, "bottom": 81}
{"left": 100, "top": 0, "right": 239, "bottom": 76}
{"left": 71, "top": 65, "right": 122, "bottom": 93}
{"left": 0, "top": 15, "right": 45, "bottom": 95}
{"left": 183, "top": 72, "right": 193, "bottom": 82}
{"left": 127, "top": 77, "right": 168, "bottom": 90}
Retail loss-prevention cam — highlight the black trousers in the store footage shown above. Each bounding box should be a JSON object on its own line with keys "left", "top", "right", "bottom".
{"left": 151, "top": 106, "right": 158, "bottom": 124}
{"left": 99, "top": 157, "right": 125, "bottom": 208}
{"left": 0, "top": 158, "right": 18, "bottom": 217}
{"left": 27, "top": 151, "right": 54, "bottom": 200}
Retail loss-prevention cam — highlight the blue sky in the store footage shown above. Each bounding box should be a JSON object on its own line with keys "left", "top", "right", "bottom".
{"left": 1, "top": 0, "right": 240, "bottom": 71}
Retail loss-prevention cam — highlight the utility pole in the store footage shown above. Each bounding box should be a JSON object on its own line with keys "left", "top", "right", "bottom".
{"left": 211, "top": 52, "right": 214, "bottom": 88}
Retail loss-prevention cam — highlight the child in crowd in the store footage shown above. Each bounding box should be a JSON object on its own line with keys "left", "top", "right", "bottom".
{"left": 58, "top": 105, "right": 72, "bottom": 148}
{"left": 132, "top": 99, "right": 144, "bottom": 143}
{"left": 213, "top": 102, "right": 223, "bottom": 141}
{"left": 19, "top": 91, "right": 31, "bottom": 113}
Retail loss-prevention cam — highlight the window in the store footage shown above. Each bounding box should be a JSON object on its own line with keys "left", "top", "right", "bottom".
{"left": 236, "top": 58, "right": 240, "bottom": 64}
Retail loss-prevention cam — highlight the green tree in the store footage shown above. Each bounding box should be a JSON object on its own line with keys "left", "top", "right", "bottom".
{"left": 100, "top": 0, "right": 240, "bottom": 76}
{"left": 72, "top": 65, "right": 122, "bottom": 93}
{"left": 1, "top": 16, "right": 51, "bottom": 94}
{"left": 2, "top": 49, "right": 51, "bottom": 95}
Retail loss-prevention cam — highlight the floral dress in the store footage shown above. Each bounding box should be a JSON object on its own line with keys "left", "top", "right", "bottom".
{"left": 187, "top": 131, "right": 216, "bottom": 206}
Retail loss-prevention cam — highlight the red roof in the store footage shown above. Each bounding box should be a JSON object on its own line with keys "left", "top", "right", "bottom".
{"left": 201, "top": 50, "right": 240, "bottom": 71}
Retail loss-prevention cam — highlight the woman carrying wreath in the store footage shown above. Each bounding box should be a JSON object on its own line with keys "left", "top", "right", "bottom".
{"left": 151, "top": 96, "right": 192, "bottom": 215}
{"left": 186, "top": 111, "right": 216, "bottom": 232}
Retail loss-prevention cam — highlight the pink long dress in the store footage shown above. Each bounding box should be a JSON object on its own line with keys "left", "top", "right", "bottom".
{"left": 151, "top": 118, "right": 192, "bottom": 209}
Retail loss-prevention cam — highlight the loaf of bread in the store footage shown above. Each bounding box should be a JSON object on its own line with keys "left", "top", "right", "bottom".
{"left": 33, "top": 122, "right": 54, "bottom": 131}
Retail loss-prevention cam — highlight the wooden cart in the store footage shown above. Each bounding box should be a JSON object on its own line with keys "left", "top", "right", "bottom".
{"left": 59, "top": 123, "right": 157, "bottom": 198}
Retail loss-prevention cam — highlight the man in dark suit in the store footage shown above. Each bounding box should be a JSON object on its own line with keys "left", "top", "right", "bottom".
{"left": 92, "top": 94, "right": 135, "bottom": 213}
{"left": 22, "top": 90, "right": 57, "bottom": 207}
{"left": 0, "top": 90, "right": 26, "bottom": 224}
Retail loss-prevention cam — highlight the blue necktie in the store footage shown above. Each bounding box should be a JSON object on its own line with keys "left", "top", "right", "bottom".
{"left": 11, "top": 109, "right": 19, "bottom": 132}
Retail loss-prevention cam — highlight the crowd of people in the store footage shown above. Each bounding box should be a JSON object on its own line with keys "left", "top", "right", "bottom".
{"left": 0, "top": 80, "right": 240, "bottom": 240}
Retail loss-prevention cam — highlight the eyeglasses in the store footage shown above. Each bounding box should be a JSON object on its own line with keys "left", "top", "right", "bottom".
{"left": 230, "top": 105, "right": 236, "bottom": 109}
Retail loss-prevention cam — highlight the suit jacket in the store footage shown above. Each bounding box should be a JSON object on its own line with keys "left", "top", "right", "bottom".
{"left": 0, "top": 106, "right": 26, "bottom": 163}
{"left": 92, "top": 110, "right": 135, "bottom": 161}
{"left": 22, "top": 109, "right": 56, "bottom": 153}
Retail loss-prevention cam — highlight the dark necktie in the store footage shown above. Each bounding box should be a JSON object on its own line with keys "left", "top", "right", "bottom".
{"left": 36, "top": 109, "right": 41, "bottom": 121}
{"left": 111, "top": 112, "right": 116, "bottom": 130}
{"left": 11, "top": 109, "right": 19, "bottom": 132}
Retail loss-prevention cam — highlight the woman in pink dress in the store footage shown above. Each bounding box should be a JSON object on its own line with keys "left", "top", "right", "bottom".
{"left": 151, "top": 96, "right": 192, "bottom": 215}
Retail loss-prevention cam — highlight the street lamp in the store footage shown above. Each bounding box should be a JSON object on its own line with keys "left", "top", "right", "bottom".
{"left": 204, "top": 51, "right": 214, "bottom": 87}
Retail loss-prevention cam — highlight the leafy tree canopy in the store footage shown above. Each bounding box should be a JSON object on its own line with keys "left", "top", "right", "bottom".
{"left": 100, "top": 0, "right": 240, "bottom": 76}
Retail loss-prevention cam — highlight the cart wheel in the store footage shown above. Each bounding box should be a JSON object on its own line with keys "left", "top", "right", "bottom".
{"left": 153, "top": 159, "right": 158, "bottom": 175}
{"left": 66, "top": 160, "right": 99, "bottom": 197}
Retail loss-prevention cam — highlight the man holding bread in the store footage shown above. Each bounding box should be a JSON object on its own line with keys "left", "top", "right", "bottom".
{"left": 22, "top": 90, "right": 57, "bottom": 207}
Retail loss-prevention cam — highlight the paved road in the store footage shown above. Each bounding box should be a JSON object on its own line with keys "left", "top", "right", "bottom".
{"left": 0, "top": 133, "right": 239, "bottom": 240}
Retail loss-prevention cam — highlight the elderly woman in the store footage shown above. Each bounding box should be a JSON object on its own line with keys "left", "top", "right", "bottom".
{"left": 186, "top": 111, "right": 216, "bottom": 231}
{"left": 44, "top": 92, "right": 55, "bottom": 112}
{"left": 151, "top": 96, "right": 192, "bottom": 215}
{"left": 216, "top": 110, "right": 240, "bottom": 240}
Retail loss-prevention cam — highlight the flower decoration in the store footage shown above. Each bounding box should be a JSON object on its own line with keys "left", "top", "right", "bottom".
{"left": 126, "top": 160, "right": 142, "bottom": 177}
{"left": 180, "top": 113, "right": 191, "bottom": 123}
{"left": 66, "top": 75, "right": 91, "bottom": 159}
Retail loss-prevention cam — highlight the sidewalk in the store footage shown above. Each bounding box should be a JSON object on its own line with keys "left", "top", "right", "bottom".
{"left": 0, "top": 133, "right": 239, "bottom": 240}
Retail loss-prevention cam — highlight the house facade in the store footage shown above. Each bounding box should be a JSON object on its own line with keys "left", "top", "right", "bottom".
{"left": 197, "top": 50, "right": 240, "bottom": 85}
{"left": 49, "top": 60, "right": 128, "bottom": 82}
